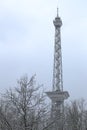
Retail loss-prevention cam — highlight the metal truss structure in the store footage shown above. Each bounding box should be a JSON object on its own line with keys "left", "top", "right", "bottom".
{"left": 46, "top": 9, "right": 69, "bottom": 130}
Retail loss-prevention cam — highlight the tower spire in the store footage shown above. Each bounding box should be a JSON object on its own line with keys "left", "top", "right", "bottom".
{"left": 57, "top": 7, "right": 58, "bottom": 17}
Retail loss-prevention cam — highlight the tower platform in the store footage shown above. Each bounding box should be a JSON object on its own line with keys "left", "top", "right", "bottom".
{"left": 46, "top": 91, "right": 69, "bottom": 102}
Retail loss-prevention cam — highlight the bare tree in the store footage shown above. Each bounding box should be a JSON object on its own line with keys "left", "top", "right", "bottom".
{"left": 0, "top": 75, "right": 47, "bottom": 130}
{"left": 64, "top": 99, "right": 87, "bottom": 130}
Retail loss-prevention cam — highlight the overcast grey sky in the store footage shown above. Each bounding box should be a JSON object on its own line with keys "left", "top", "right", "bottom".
{"left": 0, "top": 0, "right": 87, "bottom": 100}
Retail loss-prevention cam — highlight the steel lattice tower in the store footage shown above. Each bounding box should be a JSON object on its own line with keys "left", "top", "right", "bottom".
{"left": 46, "top": 9, "right": 69, "bottom": 130}
{"left": 53, "top": 8, "right": 63, "bottom": 92}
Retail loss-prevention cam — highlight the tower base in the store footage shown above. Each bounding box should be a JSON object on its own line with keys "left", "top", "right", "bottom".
{"left": 46, "top": 90, "right": 69, "bottom": 130}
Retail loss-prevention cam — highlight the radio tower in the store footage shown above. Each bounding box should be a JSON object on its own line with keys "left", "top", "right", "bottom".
{"left": 46, "top": 8, "right": 69, "bottom": 130}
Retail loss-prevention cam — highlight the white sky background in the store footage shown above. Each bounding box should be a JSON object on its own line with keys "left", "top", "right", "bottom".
{"left": 0, "top": 0, "right": 87, "bottom": 100}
